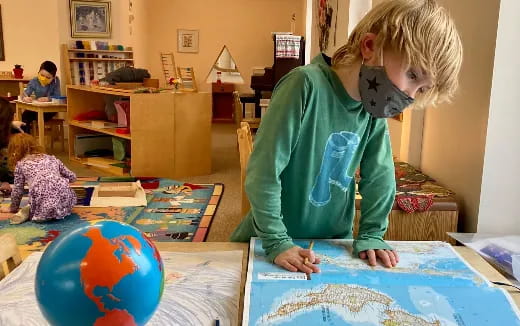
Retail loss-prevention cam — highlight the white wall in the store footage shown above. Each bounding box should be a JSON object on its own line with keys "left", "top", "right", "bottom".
{"left": 0, "top": 1, "right": 61, "bottom": 78}
{"left": 477, "top": 0, "right": 520, "bottom": 234}
{"left": 420, "top": 0, "right": 500, "bottom": 232}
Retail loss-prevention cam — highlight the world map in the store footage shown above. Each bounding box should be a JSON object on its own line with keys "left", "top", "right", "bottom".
{"left": 244, "top": 239, "right": 520, "bottom": 326}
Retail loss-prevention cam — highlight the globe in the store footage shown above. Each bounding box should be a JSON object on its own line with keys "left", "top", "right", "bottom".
{"left": 35, "top": 220, "right": 164, "bottom": 326}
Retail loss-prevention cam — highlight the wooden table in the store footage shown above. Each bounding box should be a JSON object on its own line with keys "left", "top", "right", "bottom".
{"left": 154, "top": 242, "right": 249, "bottom": 324}
{"left": 17, "top": 242, "right": 519, "bottom": 325}
{"left": 14, "top": 101, "right": 67, "bottom": 147}
{"left": 0, "top": 78, "right": 30, "bottom": 97}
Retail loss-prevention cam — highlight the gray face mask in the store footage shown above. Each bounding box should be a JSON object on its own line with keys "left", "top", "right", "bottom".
{"left": 359, "top": 64, "right": 414, "bottom": 118}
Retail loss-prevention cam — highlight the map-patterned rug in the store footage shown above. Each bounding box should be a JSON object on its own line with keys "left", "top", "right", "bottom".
{"left": 0, "top": 177, "right": 223, "bottom": 255}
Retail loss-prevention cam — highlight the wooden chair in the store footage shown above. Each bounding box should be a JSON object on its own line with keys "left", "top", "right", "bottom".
{"left": 0, "top": 233, "right": 22, "bottom": 280}
{"left": 46, "top": 118, "right": 66, "bottom": 152}
{"left": 237, "top": 122, "right": 253, "bottom": 216}
{"left": 18, "top": 81, "right": 28, "bottom": 98}
{"left": 232, "top": 91, "right": 261, "bottom": 129}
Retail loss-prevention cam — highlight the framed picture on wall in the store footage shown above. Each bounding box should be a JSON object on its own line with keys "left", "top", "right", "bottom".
{"left": 70, "top": 0, "right": 112, "bottom": 38}
{"left": 177, "top": 29, "right": 199, "bottom": 53}
{"left": 0, "top": 5, "right": 5, "bottom": 61}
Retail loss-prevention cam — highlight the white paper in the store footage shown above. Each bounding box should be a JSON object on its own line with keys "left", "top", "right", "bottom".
{"left": 0, "top": 250, "right": 243, "bottom": 326}
{"left": 449, "top": 232, "right": 520, "bottom": 281}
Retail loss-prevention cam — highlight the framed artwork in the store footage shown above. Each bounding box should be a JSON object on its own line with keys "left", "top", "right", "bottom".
{"left": 317, "top": 0, "right": 339, "bottom": 52}
{"left": 70, "top": 0, "right": 112, "bottom": 38}
{"left": 0, "top": 5, "right": 5, "bottom": 61}
{"left": 177, "top": 29, "right": 199, "bottom": 53}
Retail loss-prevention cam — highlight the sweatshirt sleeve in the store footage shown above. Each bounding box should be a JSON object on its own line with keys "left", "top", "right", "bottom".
{"left": 23, "top": 78, "right": 37, "bottom": 97}
{"left": 353, "top": 118, "right": 395, "bottom": 256}
{"left": 245, "top": 69, "right": 310, "bottom": 262}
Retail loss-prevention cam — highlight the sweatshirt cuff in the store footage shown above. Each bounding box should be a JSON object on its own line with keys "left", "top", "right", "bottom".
{"left": 265, "top": 240, "right": 296, "bottom": 263}
{"left": 353, "top": 237, "right": 393, "bottom": 257}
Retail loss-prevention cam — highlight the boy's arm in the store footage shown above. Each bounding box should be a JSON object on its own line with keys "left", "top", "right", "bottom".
{"left": 23, "top": 79, "right": 36, "bottom": 97}
{"left": 50, "top": 77, "right": 61, "bottom": 97}
{"left": 354, "top": 118, "right": 395, "bottom": 256}
{"left": 245, "top": 69, "right": 310, "bottom": 262}
{"left": 9, "top": 164, "right": 25, "bottom": 212}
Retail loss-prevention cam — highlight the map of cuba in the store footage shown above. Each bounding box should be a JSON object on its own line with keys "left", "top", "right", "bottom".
{"left": 244, "top": 239, "right": 520, "bottom": 326}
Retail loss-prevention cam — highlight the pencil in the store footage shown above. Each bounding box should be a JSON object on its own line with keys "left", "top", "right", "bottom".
{"left": 304, "top": 240, "right": 314, "bottom": 280}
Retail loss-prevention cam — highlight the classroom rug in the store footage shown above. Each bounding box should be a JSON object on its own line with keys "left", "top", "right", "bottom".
{"left": 0, "top": 177, "right": 224, "bottom": 255}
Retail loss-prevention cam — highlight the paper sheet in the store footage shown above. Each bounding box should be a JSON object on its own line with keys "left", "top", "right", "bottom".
{"left": 0, "top": 250, "right": 243, "bottom": 326}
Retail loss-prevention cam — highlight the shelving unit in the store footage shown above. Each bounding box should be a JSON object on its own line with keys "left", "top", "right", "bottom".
{"left": 69, "top": 120, "right": 132, "bottom": 140}
{"left": 61, "top": 44, "right": 135, "bottom": 86}
{"left": 67, "top": 85, "right": 212, "bottom": 178}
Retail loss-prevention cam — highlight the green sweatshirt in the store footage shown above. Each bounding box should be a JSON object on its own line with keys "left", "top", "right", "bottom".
{"left": 230, "top": 54, "right": 395, "bottom": 262}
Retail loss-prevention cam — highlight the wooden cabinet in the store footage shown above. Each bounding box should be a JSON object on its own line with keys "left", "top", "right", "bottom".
{"left": 212, "top": 82, "right": 234, "bottom": 122}
{"left": 67, "top": 85, "right": 212, "bottom": 178}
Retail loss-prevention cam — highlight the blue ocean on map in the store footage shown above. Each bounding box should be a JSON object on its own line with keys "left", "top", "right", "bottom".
{"left": 245, "top": 239, "right": 520, "bottom": 326}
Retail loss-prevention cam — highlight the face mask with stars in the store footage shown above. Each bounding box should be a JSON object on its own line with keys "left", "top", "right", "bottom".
{"left": 358, "top": 63, "right": 414, "bottom": 118}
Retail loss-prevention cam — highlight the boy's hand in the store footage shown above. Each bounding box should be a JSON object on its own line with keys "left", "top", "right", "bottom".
{"left": 37, "top": 97, "right": 50, "bottom": 102}
{"left": 23, "top": 97, "right": 33, "bottom": 103}
{"left": 274, "top": 246, "right": 321, "bottom": 274}
{"left": 359, "top": 249, "right": 399, "bottom": 268}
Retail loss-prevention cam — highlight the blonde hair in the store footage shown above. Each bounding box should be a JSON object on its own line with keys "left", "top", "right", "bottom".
{"left": 332, "top": 0, "right": 463, "bottom": 106}
{"left": 8, "top": 133, "right": 45, "bottom": 170}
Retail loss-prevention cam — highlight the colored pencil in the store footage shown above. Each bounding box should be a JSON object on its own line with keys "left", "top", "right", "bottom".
{"left": 304, "top": 240, "right": 314, "bottom": 280}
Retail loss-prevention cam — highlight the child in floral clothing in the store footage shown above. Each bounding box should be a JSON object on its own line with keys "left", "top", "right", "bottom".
{"left": 2, "top": 134, "right": 77, "bottom": 224}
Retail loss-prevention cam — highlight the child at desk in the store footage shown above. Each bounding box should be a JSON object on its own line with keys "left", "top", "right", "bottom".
{"left": 1, "top": 133, "right": 76, "bottom": 224}
{"left": 21, "top": 61, "right": 61, "bottom": 132}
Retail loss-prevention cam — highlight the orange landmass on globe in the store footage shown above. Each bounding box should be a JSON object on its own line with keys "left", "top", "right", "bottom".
{"left": 80, "top": 227, "right": 143, "bottom": 325}
{"left": 93, "top": 309, "right": 136, "bottom": 326}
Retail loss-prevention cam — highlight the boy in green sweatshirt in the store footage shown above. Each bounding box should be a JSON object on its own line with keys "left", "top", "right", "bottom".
{"left": 231, "top": 0, "right": 463, "bottom": 274}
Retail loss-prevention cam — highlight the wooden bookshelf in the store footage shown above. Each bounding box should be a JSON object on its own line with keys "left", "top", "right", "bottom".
{"left": 67, "top": 86, "right": 212, "bottom": 177}
{"left": 69, "top": 58, "right": 134, "bottom": 62}
{"left": 68, "top": 49, "right": 134, "bottom": 54}
{"left": 61, "top": 44, "right": 135, "bottom": 86}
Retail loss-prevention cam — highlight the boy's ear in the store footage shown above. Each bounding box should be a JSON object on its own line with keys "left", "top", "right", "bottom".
{"left": 360, "top": 33, "right": 378, "bottom": 64}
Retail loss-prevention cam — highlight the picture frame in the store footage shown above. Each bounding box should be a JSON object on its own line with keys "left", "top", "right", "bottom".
{"left": 177, "top": 29, "right": 199, "bottom": 53}
{"left": 70, "top": 0, "right": 111, "bottom": 38}
{"left": 0, "top": 5, "right": 5, "bottom": 61}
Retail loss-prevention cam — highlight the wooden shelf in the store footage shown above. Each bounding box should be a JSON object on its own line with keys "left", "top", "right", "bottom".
{"left": 68, "top": 49, "right": 133, "bottom": 54}
{"left": 69, "top": 156, "right": 130, "bottom": 176}
{"left": 69, "top": 58, "right": 134, "bottom": 62}
{"left": 62, "top": 43, "right": 135, "bottom": 86}
{"left": 68, "top": 85, "right": 133, "bottom": 97}
{"left": 69, "top": 120, "right": 132, "bottom": 140}
{"left": 67, "top": 87, "right": 212, "bottom": 178}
